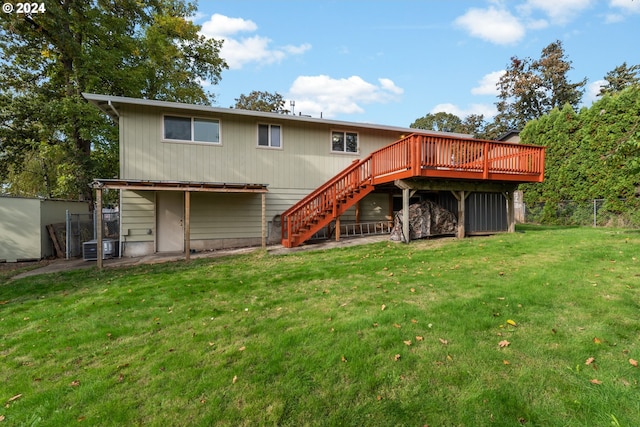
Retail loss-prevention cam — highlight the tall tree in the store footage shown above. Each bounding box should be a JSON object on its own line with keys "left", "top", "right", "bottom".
{"left": 410, "top": 112, "right": 493, "bottom": 139}
{"left": 410, "top": 112, "right": 462, "bottom": 133}
{"left": 494, "top": 40, "right": 586, "bottom": 131}
{"left": 599, "top": 62, "right": 640, "bottom": 96}
{"left": 233, "top": 91, "right": 288, "bottom": 113}
{"left": 0, "top": 0, "right": 227, "bottom": 200}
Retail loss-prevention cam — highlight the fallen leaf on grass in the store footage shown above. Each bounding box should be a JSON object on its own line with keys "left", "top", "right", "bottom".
{"left": 238, "top": 346, "right": 246, "bottom": 352}
{"left": 70, "top": 380, "right": 80, "bottom": 387}
{"left": 630, "top": 359, "right": 638, "bottom": 367}
{"left": 393, "top": 323, "right": 401, "bottom": 329}
{"left": 439, "top": 338, "right": 448, "bottom": 345}
{"left": 593, "top": 337, "right": 602, "bottom": 344}
{"left": 590, "top": 379, "right": 602, "bottom": 385}
{"left": 585, "top": 357, "right": 595, "bottom": 365}
{"left": 341, "top": 355, "right": 347, "bottom": 363}
{"left": 506, "top": 319, "right": 517, "bottom": 327}
{"left": 394, "top": 354, "right": 401, "bottom": 361}
{"left": 381, "top": 304, "right": 386, "bottom": 311}
{"left": 0, "top": 415, "right": 5, "bottom": 421}
{"left": 410, "top": 288, "right": 415, "bottom": 293}
{"left": 411, "top": 319, "right": 417, "bottom": 324}
{"left": 403, "top": 340, "right": 412, "bottom": 346}
{"left": 498, "top": 340, "right": 510, "bottom": 348}
{"left": 416, "top": 336, "right": 424, "bottom": 341}
{"left": 503, "top": 360, "right": 510, "bottom": 365}
{"left": 7, "top": 394, "right": 22, "bottom": 403}
{"left": 232, "top": 375, "right": 237, "bottom": 384}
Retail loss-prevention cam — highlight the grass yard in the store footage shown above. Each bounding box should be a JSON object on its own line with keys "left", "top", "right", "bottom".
{"left": 1, "top": 226, "right": 639, "bottom": 426}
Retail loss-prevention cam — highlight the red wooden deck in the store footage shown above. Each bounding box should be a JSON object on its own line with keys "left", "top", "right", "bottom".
{"left": 282, "top": 134, "right": 545, "bottom": 248}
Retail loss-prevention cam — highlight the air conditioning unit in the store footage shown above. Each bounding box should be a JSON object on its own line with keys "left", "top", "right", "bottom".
{"left": 83, "top": 239, "right": 119, "bottom": 261}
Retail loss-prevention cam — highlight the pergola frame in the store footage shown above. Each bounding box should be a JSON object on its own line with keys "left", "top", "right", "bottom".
{"left": 90, "top": 179, "right": 268, "bottom": 269}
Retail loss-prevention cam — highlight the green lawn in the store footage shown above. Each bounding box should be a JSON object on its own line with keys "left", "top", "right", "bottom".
{"left": 1, "top": 226, "right": 639, "bottom": 426}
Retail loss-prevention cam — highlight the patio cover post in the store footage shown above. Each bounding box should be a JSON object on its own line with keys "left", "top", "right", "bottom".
{"left": 96, "top": 186, "right": 103, "bottom": 269}
{"left": 261, "top": 193, "right": 266, "bottom": 248}
{"left": 184, "top": 191, "right": 191, "bottom": 261}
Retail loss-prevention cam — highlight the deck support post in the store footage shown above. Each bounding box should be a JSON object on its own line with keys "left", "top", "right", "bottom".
{"left": 504, "top": 190, "right": 515, "bottom": 233}
{"left": 335, "top": 216, "right": 341, "bottom": 242}
{"left": 96, "top": 186, "right": 103, "bottom": 270}
{"left": 402, "top": 188, "right": 410, "bottom": 243}
{"left": 452, "top": 190, "right": 468, "bottom": 239}
{"left": 184, "top": 191, "right": 191, "bottom": 261}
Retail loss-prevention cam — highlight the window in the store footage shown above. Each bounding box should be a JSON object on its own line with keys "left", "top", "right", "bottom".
{"left": 258, "top": 124, "right": 281, "bottom": 148}
{"left": 163, "top": 115, "right": 220, "bottom": 143}
{"left": 331, "top": 131, "right": 358, "bottom": 153}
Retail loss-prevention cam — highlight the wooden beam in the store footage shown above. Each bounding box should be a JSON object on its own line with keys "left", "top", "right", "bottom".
{"left": 96, "top": 187, "right": 103, "bottom": 269}
{"left": 395, "top": 179, "right": 517, "bottom": 194}
{"left": 184, "top": 191, "right": 191, "bottom": 261}
{"left": 335, "top": 217, "right": 341, "bottom": 242}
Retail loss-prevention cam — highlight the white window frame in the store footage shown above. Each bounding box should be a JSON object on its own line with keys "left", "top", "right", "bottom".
{"left": 331, "top": 130, "right": 359, "bottom": 154}
{"left": 162, "top": 114, "right": 221, "bottom": 145}
{"left": 257, "top": 123, "right": 283, "bottom": 149}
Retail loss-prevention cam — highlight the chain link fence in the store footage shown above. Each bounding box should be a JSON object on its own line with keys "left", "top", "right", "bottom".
{"left": 65, "top": 210, "right": 120, "bottom": 258}
{"left": 523, "top": 199, "right": 640, "bottom": 228}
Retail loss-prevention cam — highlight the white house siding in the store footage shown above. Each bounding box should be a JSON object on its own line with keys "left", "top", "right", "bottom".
{"left": 119, "top": 191, "right": 155, "bottom": 257}
{"left": 119, "top": 105, "right": 405, "bottom": 188}
{"left": 115, "top": 104, "right": 408, "bottom": 254}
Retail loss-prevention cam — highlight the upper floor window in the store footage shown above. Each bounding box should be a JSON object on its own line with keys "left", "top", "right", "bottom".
{"left": 331, "top": 131, "right": 358, "bottom": 153}
{"left": 258, "top": 124, "right": 281, "bottom": 148}
{"left": 163, "top": 115, "right": 220, "bottom": 144}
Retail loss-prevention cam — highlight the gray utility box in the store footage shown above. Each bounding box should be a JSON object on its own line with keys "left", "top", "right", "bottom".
{"left": 82, "top": 239, "right": 119, "bottom": 261}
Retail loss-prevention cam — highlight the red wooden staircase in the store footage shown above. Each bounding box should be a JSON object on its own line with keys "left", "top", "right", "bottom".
{"left": 281, "top": 133, "right": 545, "bottom": 248}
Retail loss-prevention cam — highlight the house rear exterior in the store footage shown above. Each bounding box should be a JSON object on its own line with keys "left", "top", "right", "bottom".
{"left": 84, "top": 94, "right": 543, "bottom": 257}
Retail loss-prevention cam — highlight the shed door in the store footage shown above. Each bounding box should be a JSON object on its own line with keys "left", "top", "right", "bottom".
{"left": 157, "top": 192, "right": 184, "bottom": 252}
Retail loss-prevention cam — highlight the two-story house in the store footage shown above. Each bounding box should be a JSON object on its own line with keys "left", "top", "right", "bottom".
{"left": 84, "top": 93, "right": 544, "bottom": 259}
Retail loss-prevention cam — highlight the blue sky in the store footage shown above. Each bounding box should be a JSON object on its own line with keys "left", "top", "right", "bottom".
{"left": 195, "top": 0, "right": 640, "bottom": 127}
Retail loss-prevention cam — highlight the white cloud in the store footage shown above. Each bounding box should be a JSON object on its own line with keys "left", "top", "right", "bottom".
{"left": 379, "top": 78, "right": 404, "bottom": 95}
{"left": 199, "top": 14, "right": 310, "bottom": 69}
{"left": 471, "top": 70, "right": 506, "bottom": 95}
{"left": 604, "top": 13, "right": 625, "bottom": 23}
{"left": 519, "top": 0, "right": 595, "bottom": 24}
{"left": 201, "top": 14, "right": 257, "bottom": 37}
{"left": 610, "top": 0, "right": 640, "bottom": 13}
{"left": 454, "top": 6, "right": 525, "bottom": 45}
{"left": 431, "top": 103, "right": 498, "bottom": 119}
{"left": 287, "top": 75, "right": 404, "bottom": 118}
{"left": 584, "top": 79, "right": 606, "bottom": 105}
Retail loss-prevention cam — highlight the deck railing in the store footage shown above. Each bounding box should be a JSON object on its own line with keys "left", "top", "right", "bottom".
{"left": 282, "top": 133, "right": 545, "bottom": 247}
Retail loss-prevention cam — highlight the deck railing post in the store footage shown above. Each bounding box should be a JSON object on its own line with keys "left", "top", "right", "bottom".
{"left": 483, "top": 142, "right": 490, "bottom": 180}
{"left": 411, "top": 136, "right": 420, "bottom": 175}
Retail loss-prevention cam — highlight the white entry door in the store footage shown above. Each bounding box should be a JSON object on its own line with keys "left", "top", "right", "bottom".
{"left": 157, "top": 192, "right": 184, "bottom": 252}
